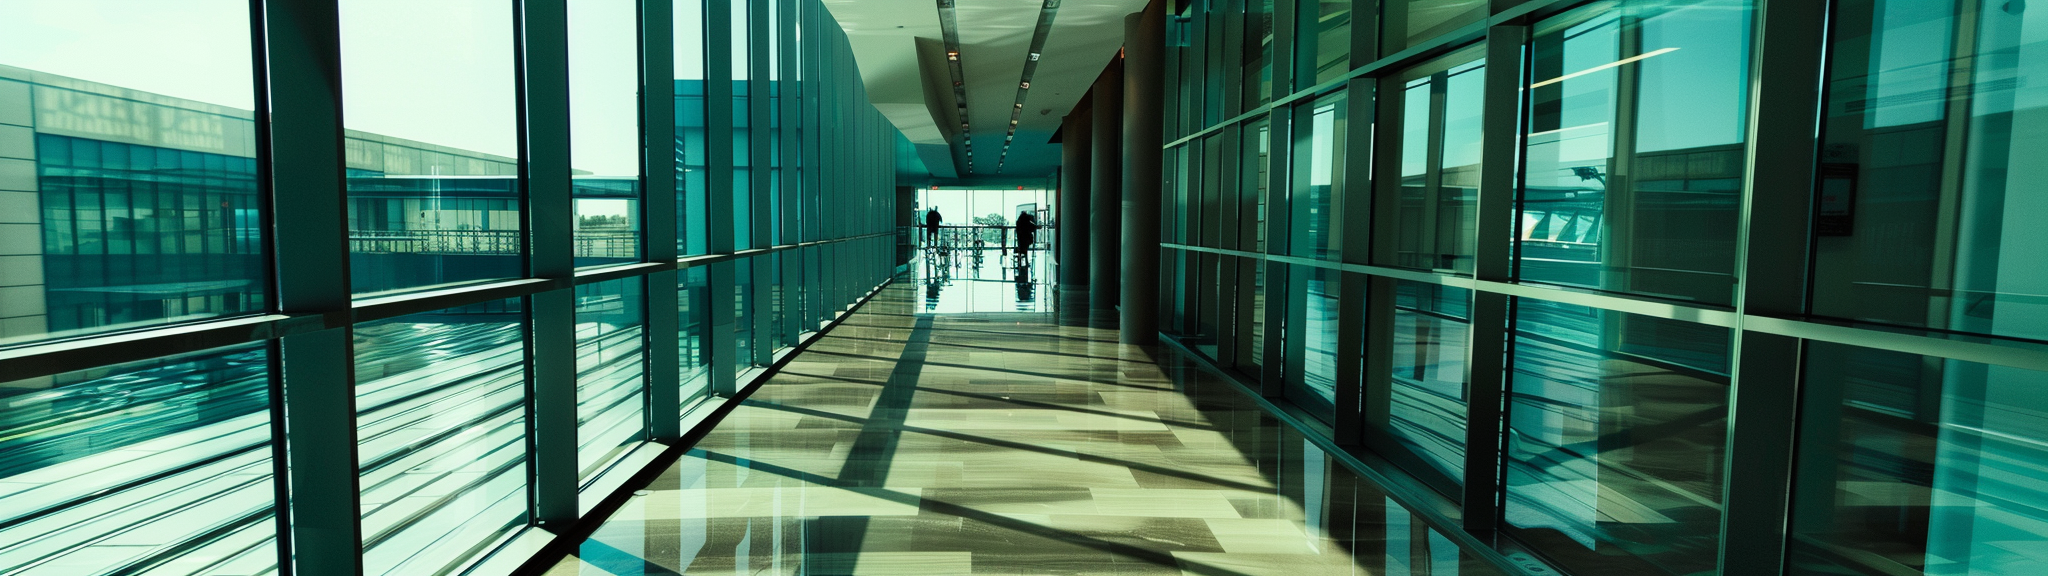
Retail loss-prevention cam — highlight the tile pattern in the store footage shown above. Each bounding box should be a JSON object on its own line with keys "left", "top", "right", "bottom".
{"left": 545, "top": 275, "right": 1504, "bottom": 576}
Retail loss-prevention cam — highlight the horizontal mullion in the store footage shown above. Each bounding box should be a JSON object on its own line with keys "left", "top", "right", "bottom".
{"left": 1743, "top": 316, "right": 2048, "bottom": 373}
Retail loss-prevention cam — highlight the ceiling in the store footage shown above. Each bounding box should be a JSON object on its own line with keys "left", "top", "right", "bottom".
{"left": 824, "top": 0, "right": 1146, "bottom": 184}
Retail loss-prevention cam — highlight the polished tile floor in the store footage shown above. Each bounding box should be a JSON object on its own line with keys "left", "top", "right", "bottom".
{"left": 544, "top": 260, "right": 1502, "bottom": 576}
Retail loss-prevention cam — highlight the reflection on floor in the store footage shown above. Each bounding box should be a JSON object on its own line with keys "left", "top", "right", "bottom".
{"left": 913, "top": 248, "right": 1056, "bottom": 314}
{"left": 544, "top": 267, "right": 1500, "bottom": 576}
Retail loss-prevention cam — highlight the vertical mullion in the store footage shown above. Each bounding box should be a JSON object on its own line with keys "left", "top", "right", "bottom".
{"left": 517, "top": 0, "right": 577, "bottom": 528}
{"left": 1334, "top": 75, "right": 1375, "bottom": 447}
{"left": 702, "top": 0, "right": 737, "bottom": 395}
{"left": 1459, "top": 23, "right": 1526, "bottom": 535}
{"left": 641, "top": 0, "right": 682, "bottom": 440}
{"left": 254, "top": 0, "right": 360, "bottom": 573}
{"left": 748, "top": 0, "right": 773, "bottom": 363}
{"left": 1259, "top": 106, "right": 1293, "bottom": 394}
{"left": 778, "top": 0, "right": 801, "bottom": 342}
{"left": 1718, "top": 0, "right": 1829, "bottom": 573}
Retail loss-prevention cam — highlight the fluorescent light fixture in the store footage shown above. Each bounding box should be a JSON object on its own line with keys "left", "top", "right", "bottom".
{"left": 1530, "top": 48, "right": 1679, "bottom": 89}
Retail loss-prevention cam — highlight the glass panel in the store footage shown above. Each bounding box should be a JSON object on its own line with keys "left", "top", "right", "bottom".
{"left": 1520, "top": 0, "right": 1754, "bottom": 306}
{"left": 677, "top": 0, "right": 709, "bottom": 255}
{"left": 1291, "top": 93, "right": 1346, "bottom": 259}
{"left": 1385, "top": 1, "right": 1489, "bottom": 53}
{"left": 570, "top": 0, "right": 644, "bottom": 268}
{"left": 1303, "top": 0, "right": 1353, "bottom": 87}
{"left": 576, "top": 278, "right": 645, "bottom": 481}
{"left": 354, "top": 299, "right": 527, "bottom": 576}
{"left": 0, "top": 1, "right": 264, "bottom": 346}
{"left": 342, "top": 0, "right": 522, "bottom": 296}
{"left": 1789, "top": 342, "right": 2048, "bottom": 575}
{"left": 1388, "top": 280, "right": 1471, "bottom": 484}
{"left": 680, "top": 266, "right": 711, "bottom": 407}
{"left": 0, "top": 345, "right": 276, "bottom": 574}
{"left": 1503, "top": 298, "right": 1731, "bottom": 575}
{"left": 1810, "top": 0, "right": 2048, "bottom": 342}
{"left": 1388, "top": 47, "right": 1484, "bottom": 273}
{"left": 1284, "top": 264, "right": 1341, "bottom": 421}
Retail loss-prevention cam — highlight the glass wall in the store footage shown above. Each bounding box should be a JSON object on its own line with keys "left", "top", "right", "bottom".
{"left": 341, "top": 0, "right": 523, "bottom": 296}
{"left": 575, "top": 278, "right": 646, "bottom": 481}
{"left": 354, "top": 299, "right": 528, "bottom": 576}
{"left": 0, "top": 0, "right": 264, "bottom": 346}
{"left": 0, "top": 0, "right": 905, "bottom": 573}
{"left": 1157, "top": 0, "right": 2048, "bottom": 574}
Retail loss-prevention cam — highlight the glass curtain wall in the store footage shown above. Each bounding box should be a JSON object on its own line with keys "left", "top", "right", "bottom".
{"left": 1158, "top": 0, "right": 2048, "bottom": 575}
{"left": 0, "top": 0, "right": 904, "bottom": 573}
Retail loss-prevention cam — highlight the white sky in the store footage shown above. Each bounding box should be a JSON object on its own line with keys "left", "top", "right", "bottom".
{"left": 0, "top": 0, "right": 665, "bottom": 175}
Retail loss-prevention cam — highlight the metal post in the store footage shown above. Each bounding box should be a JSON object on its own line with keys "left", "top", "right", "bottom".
{"left": 253, "top": 1, "right": 361, "bottom": 572}
{"left": 640, "top": 0, "right": 682, "bottom": 440}
{"left": 517, "top": 0, "right": 578, "bottom": 529}
{"left": 1718, "top": 0, "right": 1829, "bottom": 573}
{"left": 703, "top": 0, "right": 737, "bottom": 396}
{"left": 1457, "top": 23, "right": 1527, "bottom": 535}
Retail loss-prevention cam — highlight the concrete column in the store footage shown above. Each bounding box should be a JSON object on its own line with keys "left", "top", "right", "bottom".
{"left": 1058, "top": 100, "right": 1092, "bottom": 288}
{"left": 1120, "top": 4, "right": 1165, "bottom": 344}
{"left": 1088, "top": 59, "right": 1123, "bottom": 313}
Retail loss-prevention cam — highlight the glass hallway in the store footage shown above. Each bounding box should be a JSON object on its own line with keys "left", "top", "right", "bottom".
{"left": 541, "top": 261, "right": 1503, "bottom": 575}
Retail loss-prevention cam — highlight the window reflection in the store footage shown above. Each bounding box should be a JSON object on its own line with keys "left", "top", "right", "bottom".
{"left": 1389, "top": 47, "right": 1484, "bottom": 274}
{"left": 1303, "top": 0, "right": 1351, "bottom": 86}
{"left": 341, "top": 0, "right": 523, "bottom": 296}
{"left": 570, "top": 0, "right": 644, "bottom": 268}
{"left": 1385, "top": 0, "right": 1489, "bottom": 53}
{"left": 1284, "top": 265, "right": 1341, "bottom": 421}
{"left": 1519, "top": 0, "right": 1754, "bottom": 306}
{"left": 1790, "top": 342, "right": 2048, "bottom": 575}
{"left": 0, "top": 0, "right": 265, "bottom": 346}
{"left": 1811, "top": 0, "right": 2048, "bottom": 342}
{"left": 0, "top": 345, "right": 275, "bottom": 574}
{"left": 677, "top": 0, "right": 710, "bottom": 255}
{"left": 1388, "top": 281, "right": 1472, "bottom": 484}
{"left": 353, "top": 299, "right": 527, "bottom": 576}
{"left": 575, "top": 279, "right": 645, "bottom": 481}
{"left": 1503, "top": 298, "right": 1731, "bottom": 576}
{"left": 680, "top": 266, "right": 712, "bottom": 407}
{"left": 1291, "top": 93, "right": 1346, "bottom": 260}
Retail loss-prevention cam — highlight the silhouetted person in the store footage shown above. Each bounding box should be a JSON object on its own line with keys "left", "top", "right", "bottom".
{"left": 1013, "top": 211, "right": 1038, "bottom": 258}
{"left": 924, "top": 209, "right": 943, "bottom": 248}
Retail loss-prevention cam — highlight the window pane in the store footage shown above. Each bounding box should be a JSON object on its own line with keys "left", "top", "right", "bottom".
{"left": 1388, "top": 280, "right": 1471, "bottom": 484}
{"left": 342, "top": 0, "right": 522, "bottom": 296}
{"left": 0, "top": 345, "right": 275, "bottom": 574}
{"left": 734, "top": 257, "right": 754, "bottom": 374}
{"left": 0, "top": 1, "right": 264, "bottom": 346}
{"left": 576, "top": 279, "right": 645, "bottom": 481}
{"left": 1519, "top": 0, "right": 1754, "bottom": 306}
{"left": 354, "top": 299, "right": 527, "bottom": 576}
{"left": 1385, "top": 1, "right": 1488, "bottom": 54}
{"left": 1810, "top": 0, "right": 2048, "bottom": 342}
{"left": 1283, "top": 265, "right": 1341, "bottom": 421}
{"left": 571, "top": 0, "right": 644, "bottom": 268}
{"left": 1291, "top": 93, "right": 1345, "bottom": 259}
{"left": 1789, "top": 342, "right": 2048, "bottom": 576}
{"left": 680, "top": 266, "right": 712, "bottom": 407}
{"left": 1503, "top": 298, "right": 1731, "bottom": 575}
{"left": 1303, "top": 0, "right": 1352, "bottom": 86}
{"left": 1387, "top": 47, "right": 1484, "bottom": 273}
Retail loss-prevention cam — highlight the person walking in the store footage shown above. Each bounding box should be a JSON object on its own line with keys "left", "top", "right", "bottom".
{"left": 1013, "top": 211, "right": 1038, "bottom": 260}
{"left": 924, "top": 208, "right": 943, "bottom": 250}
